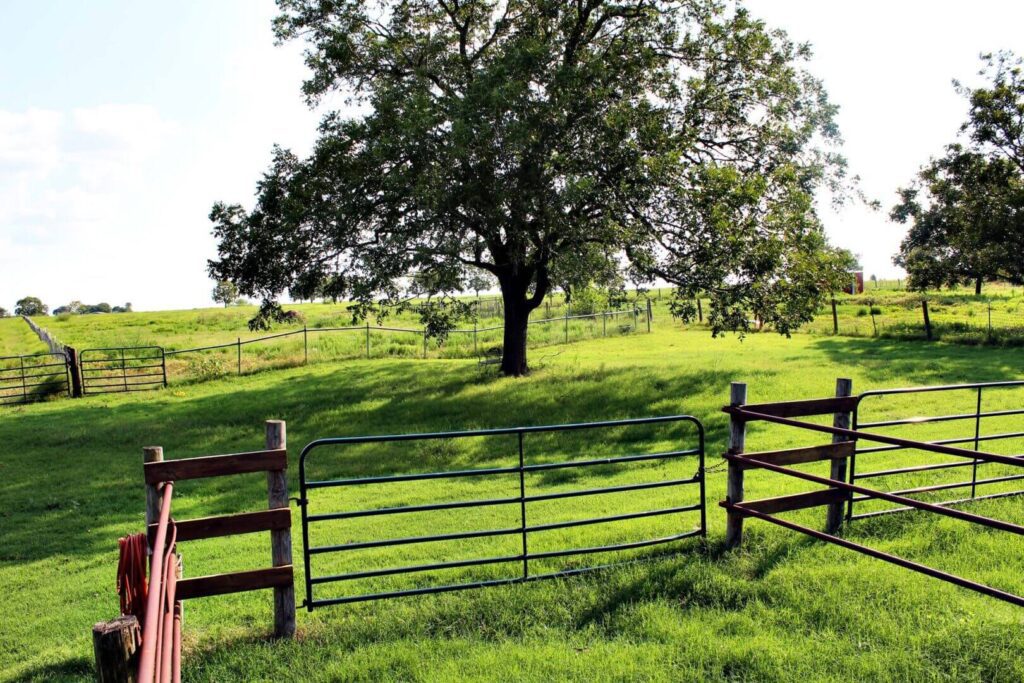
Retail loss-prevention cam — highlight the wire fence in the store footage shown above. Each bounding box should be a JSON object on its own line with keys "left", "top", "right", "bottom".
{"left": 162, "top": 305, "right": 650, "bottom": 384}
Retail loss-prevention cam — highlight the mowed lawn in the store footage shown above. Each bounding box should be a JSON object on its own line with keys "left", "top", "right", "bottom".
{"left": 2, "top": 327, "right": 1024, "bottom": 681}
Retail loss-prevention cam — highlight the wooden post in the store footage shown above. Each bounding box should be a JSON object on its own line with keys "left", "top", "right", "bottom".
{"left": 423, "top": 331, "right": 428, "bottom": 359}
{"left": 93, "top": 615, "right": 140, "bottom": 683}
{"left": 237, "top": 337, "right": 242, "bottom": 375}
{"left": 922, "top": 299, "right": 933, "bottom": 340}
{"left": 265, "top": 421, "right": 295, "bottom": 639}
{"left": 473, "top": 320, "right": 478, "bottom": 355}
{"left": 143, "top": 446, "right": 164, "bottom": 542}
{"left": 825, "top": 378, "right": 853, "bottom": 534}
{"left": 564, "top": 304, "right": 569, "bottom": 343}
{"left": 725, "top": 382, "right": 747, "bottom": 549}
{"left": 602, "top": 311, "right": 607, "bottom": 337}
{"left": 988, "top": 302, "right": 993, "bottom": 340}
{"left": 831, "top": 297, "right": 839, "bottom": 334}
{"left": 365, "top": 322, "right": 370, "bottom": 357}
{"left": 66, "top": 346, "right": 83, "bottom": 398}
{"left": 696, "top": 297, "right": 703, "bottom": 323}
{"left": 646, "top": 299, "right": 652, "bottom": 332}
{"left": 303, "top": 326, "right": 308, "bottom": 364}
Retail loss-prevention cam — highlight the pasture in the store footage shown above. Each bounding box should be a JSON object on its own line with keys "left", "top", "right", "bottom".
{"left": 2, "top": 325, "right": 1024, "bottom": 682}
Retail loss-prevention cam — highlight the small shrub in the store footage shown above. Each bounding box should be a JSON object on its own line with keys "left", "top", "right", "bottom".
{"left": 869, "top": 306, "right": 882, "bottom": 315}
{"left": 187, "top": 356, "right": 228, "bottom": 382}
{"left": 855, "top": 308, "right": 868, "bottom": 317}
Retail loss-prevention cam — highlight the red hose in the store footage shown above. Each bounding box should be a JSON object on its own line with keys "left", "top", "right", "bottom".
{"left": 117, "top": 532, "right": 149, "bottom": 622}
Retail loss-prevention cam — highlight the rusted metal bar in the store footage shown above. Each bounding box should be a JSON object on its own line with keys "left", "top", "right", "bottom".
{"left": 724, "top": 501, "right": 1024, "bottom": 608}
{"left": 137, "top": 483, "right": 173, "bottom": 683}
{"left": 725, "top": 453, "right": 1024, "bottom": 536}
{"left": 724, "top": 406, "right": 1024, "bottom": 469}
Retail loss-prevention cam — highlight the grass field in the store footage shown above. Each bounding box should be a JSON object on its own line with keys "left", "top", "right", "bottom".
{"left": 0, "top": 317, "right": 46, "bottom": 358}
{"left": 2, "top": 323, "right": 1024, "bottom": 681}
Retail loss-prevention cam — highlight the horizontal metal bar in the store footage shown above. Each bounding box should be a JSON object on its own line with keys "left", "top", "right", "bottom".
{"left": 302, "top": 415, "right": 700, "bottom": 448}
{"left": 851, "top": 490, "right": 1024, "bottom": 519}
{"left": 240, "top": 330, "right": 303, "bottom": 344}
{"left": 525, "top": 529, "right": 702, "bottom": 561}
{"left": 305, "top": 326, "right": 364, "bottom": 333}
{"left": 83, "top": 379, "right": 165, "bottom": 389}
{"left": 859, "top": 408, "right": 1024, "bottom": 429}
{"left": 855, "top": 460, "right": 976, "bottom": 479}
{"left": 309, "top": 504, "right": 702, "bottom": 555}
{"left": 311, "top": 553, "right": 521, "bottom": 584}
{"left": 523, "top": 476, "right": 699, "bottom": 503}
{"left": 307, "top": 495, "right": 521, "bottom": 522}
{"left": 81, "top": 346, "right": 164, "bottom": 353}
{"left": 526, "top": 504, "right": 703, "bottom": 533}
{"left": 311, "top": 529, "right": 702, "bottom": 585}
{"left": 522, "top": 449, "right": 699, "bottom": 472}
{"left": 852, "top": 472, "right": 1024, "bottom": 501}
{"left": 81, "top": 354, "right": 163, "bottom": 362}
{"left": 306, "top": 449, "right": 699, "bottom": 490}
{"left": 726, "top": 501, "right": 1024, "bottom": 608}
{"left": 306, "top": 465, "right": 520, "bottom": 489}
{"left": 0, "top": 352, "right": 65, "bottom": 362}
{"left": 0, "top": 379, "right": 68, "bottom": 391}
{"left": 0, "top": 362, "right": 66, "bottom": 374}
{"left": 0, "top": 370, "right": 66, "bottom": 383}
{"left": 726, "top": 453, "right": 1024, "bottom": 536}
{"left": 307, "top": 551, "right": 689, "bottom": 607}
{"left": 82, "top": 386, "right": 163, "bottom": 394}
{"left": 81, "top": 363, "right": 164, "bottom": 372}
{"left": 165, "top": 341, "right": 239, "bottom": 354}
{"left": 310, "top": 526, "right": 522, "bottom": 554}
{"left": 855, "top": 431, "right": 1024, "bottom": 456}
{"left": 725, "top": 407, "right": 1024, "bottom": 468}
{"left": 859, "top": 381, "right": 1024, "bottom": 398}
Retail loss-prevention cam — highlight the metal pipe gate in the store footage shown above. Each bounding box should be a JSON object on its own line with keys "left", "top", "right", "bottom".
{"left": 299, "top": 415, "right": 705, "bottom": 609}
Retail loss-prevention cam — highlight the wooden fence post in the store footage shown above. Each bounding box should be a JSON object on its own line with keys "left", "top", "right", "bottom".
{"left": 725, "top": 382, "right": 747, "bottom": 549}
{"left": 825, "top": 378, "right": 853, "bottom": 534}
{"left": 303, "top": 326, "right": 308, "bottom": 364}
{"left": 92, "top": 615, "right": 140, "bottom": 683}
{"left": 265, "top": 420, "right": 296, "bottom": 638}
{"left": 66, "top": 346, "right": 83, "bottom": 398}
{"left": 564, "top": 304, "right": 569, "bottom": 343}
{"left": 696, "top": 297, "right": 703, "bottom": 323}
{"left": 236, "top": 338, "right": 242, "bottom": 375}
{"left": 143, "top": 446, "right": 164, "bottom": 543}
{"left": 922, "top": 299, "right": 933, "bottom": 340}
{"left": 831, "top": 297, "right": 839, "bottom": 334}
{"left": 365, "top": 322, "right": 370, "bottom": 357}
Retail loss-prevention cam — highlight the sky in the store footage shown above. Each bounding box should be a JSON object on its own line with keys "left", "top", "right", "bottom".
{"left": 1, "top": 1, "right": 1023, "bottom": 312}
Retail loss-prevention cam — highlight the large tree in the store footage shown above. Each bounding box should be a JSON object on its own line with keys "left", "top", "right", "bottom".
{"left": 14, "top": 297, "right": 48, "bottom": 317}
{"left": 893, "top": 52, "right": 1024, "bottom": 294}
{"left": 210, "top": 0, "right": 854, "bottom": 375}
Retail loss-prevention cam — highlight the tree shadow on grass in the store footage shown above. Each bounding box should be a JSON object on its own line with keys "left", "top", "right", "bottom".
{"left": 810, "top": 336, "right": 1024, "bottom": 387}
{"left": 0, "top": 360, "right": 734, "bottom": 566}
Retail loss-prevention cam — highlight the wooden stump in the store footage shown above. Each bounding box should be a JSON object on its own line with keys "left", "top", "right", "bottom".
{"left": 93, "top": 615, "right": 140, "bottom": 683}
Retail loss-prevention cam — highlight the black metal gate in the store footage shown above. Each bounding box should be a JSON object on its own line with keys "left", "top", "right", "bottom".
{"left": 298, "top": 415, "right": 705, "bottom": 609}
{"left": 79, "top": 346, "right": 167, "bottom": 395}
{"left": 0, "top": 352, "right": 70, "bottom": 406}
{"left": 849, "top": 380, "right": 1024, "bottom": 520}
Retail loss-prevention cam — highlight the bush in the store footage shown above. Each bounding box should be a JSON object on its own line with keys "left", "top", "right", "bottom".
{"left": 186, "top": 356, "right": 228, "bottom": 382}
{"left": 869, "top": 306, "right": 882, "bottom": 315}
{"left": 855, "top": 308, "right": 868, "bottom": 317}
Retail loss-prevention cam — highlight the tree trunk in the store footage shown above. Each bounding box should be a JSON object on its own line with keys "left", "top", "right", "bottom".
{"left": 975, "top": 277, "right": 983, "bottom": 296}
{"left": 500, "top": 298, "right": 530, "bottom": 376}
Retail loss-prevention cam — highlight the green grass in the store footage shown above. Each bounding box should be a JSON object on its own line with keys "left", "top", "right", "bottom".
{"left": 0, "top": 317, "right": 46, "bottom": 358}
{"left": 2, "top": 325, "right": 1024, "bottom": 681}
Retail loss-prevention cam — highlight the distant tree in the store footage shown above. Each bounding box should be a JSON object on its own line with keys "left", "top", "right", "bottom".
{"left": 210, "top": 0, "right": 858, "bottom": 375}
{"left": 112, "top": 302, "right": 133, "bottom": 313}
{"left": 15, "top": 296, "right": 47, "bottom": 316}
{"left": 870, "top": 274, "right": 878, "bottom": 288}
{"left": 0, "top": 307, "right": 8, "bottom": 318}
{"left": 893, "top": 53, "right": 1024, "bottom": 294}
{"left": 466, "top": 273, "right": 495, "bottom": 298}
{"left": 212, "top": 280, "right": 239, "bottom": 308}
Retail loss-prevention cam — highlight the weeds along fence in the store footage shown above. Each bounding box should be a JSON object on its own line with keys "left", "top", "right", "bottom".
{"left": 162, "top": 305, "right": 650, "bottom": 384}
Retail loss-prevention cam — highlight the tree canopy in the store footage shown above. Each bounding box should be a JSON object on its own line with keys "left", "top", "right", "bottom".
{"left": 212, "top": 280, "right": 240, "bottom": 308}
{"left": 14, "top": 297, "right": 48, "bottom": 317}
{"left": 210, "top": 0, "right": 856, "bottom": 375}
{"left": 893, "top": 52, "right": 1024, "bottom": 294}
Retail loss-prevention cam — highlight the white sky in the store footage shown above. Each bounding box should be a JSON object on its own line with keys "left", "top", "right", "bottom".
{"left": 1, "top": 0, "right": 1023, "bottom": 312}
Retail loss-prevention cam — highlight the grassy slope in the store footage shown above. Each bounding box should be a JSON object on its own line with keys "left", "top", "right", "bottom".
{"left": 2, "top": 327, "right": 1024, "bottom": 681}
{"left": 0, "top": 317, "right": 46, "bottom": 358}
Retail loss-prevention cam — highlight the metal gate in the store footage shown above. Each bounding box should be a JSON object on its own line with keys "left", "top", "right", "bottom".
{"left": 0, "top": 352, "right": 70, "bottom": 406}
{"left": 298, "top": 415, "right": 705, "bottom": 609}
{"left": 79, "top": 346, "right": 167, "bottom": 395}
{"left": 849, "top": 380, "right": 1024, "bottom": 520}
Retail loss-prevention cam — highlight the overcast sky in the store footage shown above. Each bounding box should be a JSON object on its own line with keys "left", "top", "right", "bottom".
{"left": 2, "top": 1, "right": 1023, "bottom": 312}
